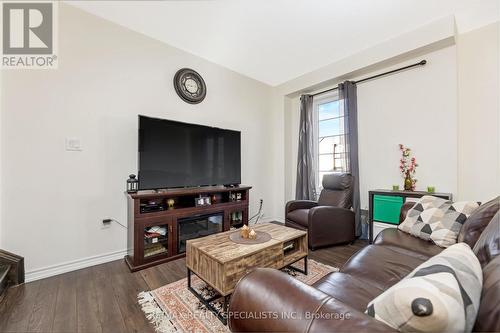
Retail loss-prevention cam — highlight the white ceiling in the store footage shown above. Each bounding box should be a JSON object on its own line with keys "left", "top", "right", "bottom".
{"left": 69, "top": 0, "right": 499, "bottom": 86}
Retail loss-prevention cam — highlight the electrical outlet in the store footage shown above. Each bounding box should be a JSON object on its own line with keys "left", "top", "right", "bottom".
{"left": 101, "top": 219, "right": 112, "bottom": 229}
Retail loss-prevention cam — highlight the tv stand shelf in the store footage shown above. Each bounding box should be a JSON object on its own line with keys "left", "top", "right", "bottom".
{"left": 125, "top": 185, "right": 251, "bottom": 271}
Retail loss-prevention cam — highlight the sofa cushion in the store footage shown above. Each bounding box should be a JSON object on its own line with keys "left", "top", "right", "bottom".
{"left": 374, "top": 228, "right": 443, "bottom": 260}
{"left": 341, "top": 245, "right": 427, "bottom": 290}
{"left": 473, "top": 210, "right": 499, "bottom": 267}
{"left": 398, "top": 195, "right": 480, "bottom": 247}
{"left": 312, "top": 272, "right": 385, "bottom": 312}
{"left": 286, "top": 209, "right": 309, "bottom": 227}
{"left": 458, "top": 196, "right": 499, "bottom": 248}
{"left": 366, "top": 243, "right": 482, "bottom": 333}
{"left": 473, "top": 255, "right": 500, "bottom": 332}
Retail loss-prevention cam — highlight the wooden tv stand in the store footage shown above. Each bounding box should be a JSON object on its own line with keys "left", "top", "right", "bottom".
{"left": 125, "top": 185, "right": 251, "bottom": 271}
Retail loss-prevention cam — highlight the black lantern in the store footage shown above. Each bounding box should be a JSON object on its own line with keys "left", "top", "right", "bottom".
{"left": 127, "top": 174, "right": 139, "bottom": 193}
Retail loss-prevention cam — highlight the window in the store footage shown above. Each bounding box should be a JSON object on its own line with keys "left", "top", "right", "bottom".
{"left": 313, "top": 91, "right": 348, "bottom": 189}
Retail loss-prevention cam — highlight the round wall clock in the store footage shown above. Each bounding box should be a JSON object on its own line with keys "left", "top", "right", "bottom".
{"left": 173, "top": 68, "right": 207, "bottom": 104}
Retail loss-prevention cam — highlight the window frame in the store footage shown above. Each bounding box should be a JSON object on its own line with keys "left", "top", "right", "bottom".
{"left": 312, "top": 90, "right": 345, "bottom": 192}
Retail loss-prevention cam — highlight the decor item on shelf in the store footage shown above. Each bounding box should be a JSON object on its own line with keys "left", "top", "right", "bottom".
{"left": 283, "top": 241, "right": 295, "bottom": 254}
{"left": 427, "top": 186, "right": 435, "bottom": 193}
{"left": 404, "top": 172, "right": 413, "bottom": 191}
{"left": 392, "top": 185, "right": 399, "bottom": 191}
{"left": 248, "top": 229, "right": 256, "bottom": 240}
{"left": 167, "top": 198, "right": 175, "bottom": 209}
{"left": 173, "top": 68, "right": 207, "bottom": 104}
{"left": 236, "top": 193, "right": 242, "bottom": 201}
{"left": 140, "top": 200, "right": 165, "bottom": 213}
{"left": 144, "top": 243, "right": 168, "bottom": 258}
{"left": 127, "top": 174, "right": 139, "bottom": 193}
{"left": 240, "top": 225, "right": 250, "bottom": 239}
{"left": 195, "top": 195, "right": 211, "bottom": 207}
{"left": 147, "top": 225, "right": 167, "bottom": 236}
{"left": 398, "top": 144, "right": 418, "bottom": 191}
{"left": 211, "top": 194, "right": 217, "bottom": 203}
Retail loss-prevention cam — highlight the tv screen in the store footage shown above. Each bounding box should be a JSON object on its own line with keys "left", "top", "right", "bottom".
{"left": 138, "top": 115, "right": 241, "bottom": 190}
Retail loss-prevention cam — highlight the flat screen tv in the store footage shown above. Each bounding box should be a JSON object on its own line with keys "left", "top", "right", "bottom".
{"left": 138, "top": 115, "right": 241, "bottom": 190}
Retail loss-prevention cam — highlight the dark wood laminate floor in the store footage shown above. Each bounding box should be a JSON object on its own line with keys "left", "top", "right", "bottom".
{"left": 0, "top": 240, "right": 367, "bottom": 333}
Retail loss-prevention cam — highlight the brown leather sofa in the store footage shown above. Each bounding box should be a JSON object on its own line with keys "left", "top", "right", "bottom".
{"left": 229, "top": 196, "right": 500, "bottom": 332}
{"left": 286, "top": 173, "right": 355, "bottom": 249}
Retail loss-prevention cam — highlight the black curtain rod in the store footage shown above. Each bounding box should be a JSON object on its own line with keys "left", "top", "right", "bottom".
{"left": 311, "top": 59, "right": 427, "bottom": 97}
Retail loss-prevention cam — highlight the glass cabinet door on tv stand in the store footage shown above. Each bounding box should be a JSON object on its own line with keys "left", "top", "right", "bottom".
{"left": 138, "top": 218, "right": 174, "bottom": 264}
{"left": 144, "top": 224, "right": 169, "bottom": 259}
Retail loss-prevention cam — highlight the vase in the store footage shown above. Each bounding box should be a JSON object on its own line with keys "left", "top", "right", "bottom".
{"left": 404, "top": 171, "right": 413, "bottom": 191}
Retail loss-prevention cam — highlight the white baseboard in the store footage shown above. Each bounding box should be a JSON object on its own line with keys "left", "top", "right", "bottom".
{"left": 249, "top": 216, "right": 284, "bottom": 224}
{"left": 25, "top": 249, "right": 127, "bottom": 283}
{"left": 272, "top": 217, "right": 285, "bottom": 224}
{"left": 24, "top": 219, "right": 287, "bottom": 283}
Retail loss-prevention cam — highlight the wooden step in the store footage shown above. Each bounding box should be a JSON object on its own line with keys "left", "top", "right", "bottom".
{"left": 0, "top": 264, "right": 10, "bottom": 301}
{"left": 0, "top": 250, "right": 24, "bottom": 285}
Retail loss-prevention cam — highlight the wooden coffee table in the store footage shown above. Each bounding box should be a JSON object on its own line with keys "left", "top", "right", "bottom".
{"left": 186, "top": 223, "right": 307, "bottom": 323}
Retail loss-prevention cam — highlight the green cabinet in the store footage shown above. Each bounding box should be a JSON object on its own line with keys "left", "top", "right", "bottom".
{"left": 373, "top": 195, "right": 404, "bottom": 225}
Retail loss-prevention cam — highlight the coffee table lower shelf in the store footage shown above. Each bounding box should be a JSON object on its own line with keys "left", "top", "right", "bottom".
{"left": 187, "top": 269, "right": 230, "bottom": 324}
{"left": 187, "top": 255, "right": 308, "bottom": 325}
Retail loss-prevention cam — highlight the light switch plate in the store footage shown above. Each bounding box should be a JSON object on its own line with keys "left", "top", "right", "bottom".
{"left": 65, "top": 137, "right": 82, "bottom": 151}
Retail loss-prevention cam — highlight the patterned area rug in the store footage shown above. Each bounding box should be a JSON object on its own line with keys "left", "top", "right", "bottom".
{"left": 138, "top": 259, "right": 338, "bottom": 333}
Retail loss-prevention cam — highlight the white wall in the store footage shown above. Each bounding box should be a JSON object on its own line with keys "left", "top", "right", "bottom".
{"left": 283, "top": 46, "right": 458, "bottom": 210}
{"left": 269, "top": 93, "right": 288, "bottom": 219}
{"left": 358, "top": 46, "right": 458, "bottom": 209}
{"left": 284, "top": 97, "right": 300, "bottom": 202}
{"left": 1, "top": 4, "right": 275, "bottom": 276}
{"left": 457, "top": 22, "right": 499, "bottom": 202}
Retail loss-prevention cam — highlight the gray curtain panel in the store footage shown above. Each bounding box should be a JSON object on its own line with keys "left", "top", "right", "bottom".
{"left": 295, "top": 94, "right": 317, "bottom": 200}
{"left": 339, "top": 81, "right": 362, "bottom": 237}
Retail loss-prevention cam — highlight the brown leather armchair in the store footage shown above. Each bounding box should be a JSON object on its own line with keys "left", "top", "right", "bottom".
{"left": 285, "top": 173, "right": 355, "bottom": 249}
